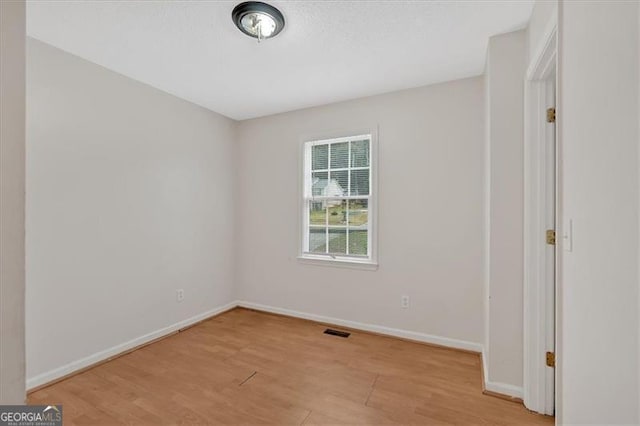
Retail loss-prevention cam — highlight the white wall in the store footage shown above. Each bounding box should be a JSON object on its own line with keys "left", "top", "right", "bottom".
{"left": 558, "top": 1, "right": 639, "bottom": 423}
{"left": 484, "top": 30, "right": 527, "bottom": 393}
{"left": 26, "top": 38, "right": 237, "bottom": 386}
{"left": 0, "top": 0, "right": 26, "bottom": 404}
{"left": 235, "top": 77, "right": 485, "bottom": 348}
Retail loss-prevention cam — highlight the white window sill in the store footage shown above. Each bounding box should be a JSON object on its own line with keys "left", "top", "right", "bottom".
{"left": 297, "top": 255, "right": 378, "bottom": 271}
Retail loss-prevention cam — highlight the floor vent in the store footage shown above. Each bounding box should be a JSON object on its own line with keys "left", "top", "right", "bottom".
{"left": 324, "top": 328, "right": 350, "bottom": 338}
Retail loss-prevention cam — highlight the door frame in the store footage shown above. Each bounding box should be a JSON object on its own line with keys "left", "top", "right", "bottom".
{"left": 523, "top": 20, "right": 557, "bottom": 416}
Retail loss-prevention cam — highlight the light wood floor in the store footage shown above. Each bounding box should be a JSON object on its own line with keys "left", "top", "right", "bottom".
{"left": 29, "top": 308, "right": 553, "bottom": 425}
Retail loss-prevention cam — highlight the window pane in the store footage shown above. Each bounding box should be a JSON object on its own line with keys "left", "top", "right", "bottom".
{"left": 349, "top": 230, "right": 368, "bottom": 255}
{"left": 305, "top": 137, "right": 373, "bottom": 261}
{"left": 328, "top": 228, "right": 347, "bottom": 254}
{"left": 309, "top": 202, "right": 326, "bottom": 225}
{"left": 312, "top": 144, "right": 328, "bottom": 170}
{"left": 348, "top": 200, "right": 368, "bottom": 227}
{"left": 328, "top": 200, "right": 347, "bottom": 225}
{"left": 312, "top": 171, "right": 328, "bottom": 197}
{"left": 330, "top": 142, "right": 349, "bottom": 169}
{"left": 309, "top": 227, "right": 326, "bottom": 253}
{"left": 351, "top": 139, "right": 370, "bottom": 167}
{"left": 329, "top": 170, "right": 348, "bottom": 197}
{"left": 350, "top": 169, "right": 369, "bottom": 196}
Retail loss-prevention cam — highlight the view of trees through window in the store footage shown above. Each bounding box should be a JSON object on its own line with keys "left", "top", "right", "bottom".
{"left": 305, "top": 136, "right": 371, "bottom": 258}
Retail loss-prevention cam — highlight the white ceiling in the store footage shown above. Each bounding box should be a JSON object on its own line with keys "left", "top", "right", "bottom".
{"left": 27, "top": 1, "right": 533, "bottom": 120}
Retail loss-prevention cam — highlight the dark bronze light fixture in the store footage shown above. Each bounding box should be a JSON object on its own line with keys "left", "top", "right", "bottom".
{"left": 232, "top": 2, "right": 285, "bottom": 42}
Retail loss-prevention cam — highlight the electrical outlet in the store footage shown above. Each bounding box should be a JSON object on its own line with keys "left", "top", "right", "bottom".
{"left": 401, "top": 295, "right": 409, "bottom": 309}
{"left": 176, "top": 289, "right": 184, "bottom": 302}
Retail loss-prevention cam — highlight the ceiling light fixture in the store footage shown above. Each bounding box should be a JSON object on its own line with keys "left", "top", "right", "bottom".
{"left": 232, "top": 1, "right": 285, "bottom": 42}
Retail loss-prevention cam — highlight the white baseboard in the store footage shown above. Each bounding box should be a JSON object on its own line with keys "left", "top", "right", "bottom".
{"left": 236, "top": 300, "right": 483, "bottom": 353}
{"left": 482, "top": 349, "right": 524, "bottom": 399}
{"left": 26, "top": 301, "right": 238, "bottom": 390}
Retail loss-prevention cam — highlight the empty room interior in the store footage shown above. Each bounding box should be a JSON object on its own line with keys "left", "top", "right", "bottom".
{"left": 1, "top": 0, "right": 640, "bottom": 424}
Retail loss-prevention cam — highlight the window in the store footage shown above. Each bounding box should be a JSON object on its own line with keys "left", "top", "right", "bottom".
{"left": 301, "top": 134, "right": 376, "bottom": 266}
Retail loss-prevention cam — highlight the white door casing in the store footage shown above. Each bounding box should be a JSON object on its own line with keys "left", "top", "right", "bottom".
{"left": 523, "top": 21, "right": 557, "bottom": 416}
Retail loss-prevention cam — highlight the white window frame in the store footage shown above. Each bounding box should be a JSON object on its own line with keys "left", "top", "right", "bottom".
{"left": 298, "top": 131, "right": 378, "bottom": 270}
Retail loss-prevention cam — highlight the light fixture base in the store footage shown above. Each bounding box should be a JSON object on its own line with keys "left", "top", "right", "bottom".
{"left": 232, "top": 2, "right": 285, "bottom": 41}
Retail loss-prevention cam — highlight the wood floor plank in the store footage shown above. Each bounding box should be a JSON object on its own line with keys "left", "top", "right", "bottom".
{"left": 29, "top": 308, "right": 553, "bottom": 425}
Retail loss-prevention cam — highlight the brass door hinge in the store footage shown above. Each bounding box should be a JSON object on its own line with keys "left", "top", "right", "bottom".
{"left": 546, "top": 229, "right": 556, "bottom": 245}
{"left": 546, "top": 351, "right": 555, "bottom": 368}
{"left": 546, "top": 107, "right": 556, "bottom": 123}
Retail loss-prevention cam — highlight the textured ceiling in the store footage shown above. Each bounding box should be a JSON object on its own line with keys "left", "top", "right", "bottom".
{"left": 27, "top": 1, "right": 533, "bottom": 120}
